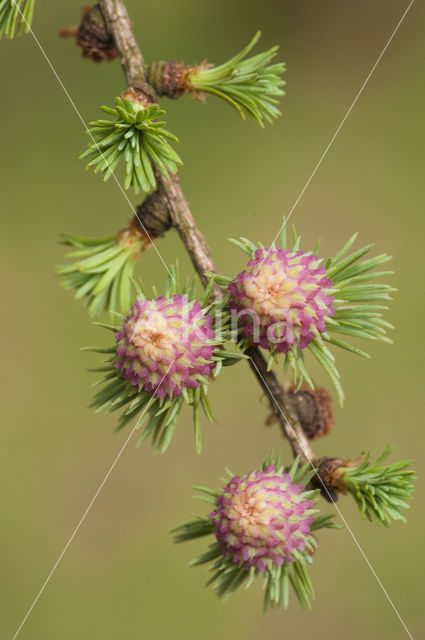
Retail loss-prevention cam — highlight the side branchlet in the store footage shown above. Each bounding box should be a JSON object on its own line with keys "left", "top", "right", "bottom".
{"left": 315, "top": 446, "right": 416, "bottom": 525}
{"left": 80, "top": 95, "right": 182, "bottom": 194}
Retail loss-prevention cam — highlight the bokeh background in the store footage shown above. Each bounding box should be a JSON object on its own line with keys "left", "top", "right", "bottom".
{"left": 1, "top": 1, "right": 424, "bottom": 638}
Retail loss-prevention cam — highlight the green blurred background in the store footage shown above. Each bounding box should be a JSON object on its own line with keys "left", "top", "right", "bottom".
{"left": 1, "top": 1, "right": 424, "bottom": 638}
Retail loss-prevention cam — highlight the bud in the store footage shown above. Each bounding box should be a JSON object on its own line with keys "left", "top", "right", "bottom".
{"left": 146, "top": 61, "right": 190, "bottom": 99}
{"left": 312, "top": 457, "right": 347, "bottom": 502}
{"left": 59, "top": 5, "right": 118, "bottom": 63}
{"left": 287, "top": 385, "right": 334, "bottom": 439}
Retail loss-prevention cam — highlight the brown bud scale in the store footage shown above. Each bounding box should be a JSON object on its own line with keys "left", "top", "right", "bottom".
{"left": 145, "top": 61, "right": 211, "bottom": 101}
{"left": 59, "top": 5, "right": 118, "bottom": 63}
{"left": 133, "top": 187, "right": 173, "bottom": 244}
{"left": 286, "top": 384, "right": 334, "bottom": 440}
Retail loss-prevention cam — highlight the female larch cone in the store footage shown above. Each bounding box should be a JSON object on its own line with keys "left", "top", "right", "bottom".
{"left": 210, "top": 464, "right": 314, "bottom": 573}
{"left": 115, "top": 295, "right": 218, "bottom": 398}
{"left": 229, "top": 248, "right": 335, "bottom": 353}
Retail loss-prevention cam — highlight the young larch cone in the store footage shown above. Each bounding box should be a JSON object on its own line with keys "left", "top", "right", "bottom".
{"left": 229, "top": 248, "right": 335, "bottom": 353}
{"left": 210, "top": 465, "right": 314, "bottom": 573}
{"left": 115, "top": 295, "right": 218, "bottom": 398}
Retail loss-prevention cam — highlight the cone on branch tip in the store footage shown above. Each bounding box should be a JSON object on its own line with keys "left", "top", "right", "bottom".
{"left": 209, "top": 227, "right": 395, "bottom": 405}
{"left": 88, "top": 265, "right": 247, "bottom": 453}
{"left": 172, "top": 454, "right": 337, "bottom": 609}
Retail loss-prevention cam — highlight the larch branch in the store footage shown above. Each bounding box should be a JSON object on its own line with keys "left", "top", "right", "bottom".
{"left": 98, "top": 0, "right": 317, "bottom": 465}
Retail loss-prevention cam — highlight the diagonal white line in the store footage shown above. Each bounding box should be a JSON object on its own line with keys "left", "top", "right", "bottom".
{"left": 8, "top": 1, "right": 415, "bottom": 638}
{"left": 250, "top": 0, "right": 415, "bottom": 283}
{"left": 249, "top": 357, "right": 414, "bottom": 639}
{"left": 282, "top": 0, "right": 414, "bottom": 229}
{"left": 10, "top": 0, "right": 174, "bottom": 280}
{"left": 244, "top": 5, "right": 416, "bottom": 628}
{"left": 11, "top": 360, "right": 175, "bottom": 640}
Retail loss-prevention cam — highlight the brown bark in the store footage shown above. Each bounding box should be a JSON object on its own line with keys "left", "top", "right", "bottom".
{"left": 98, "top": 0, "right": 318, "bottom": 465}
{"left": 98, "top": 0, "right": 155, "bottom": 102}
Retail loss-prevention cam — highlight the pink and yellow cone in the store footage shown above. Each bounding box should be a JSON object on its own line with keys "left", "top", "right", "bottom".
{"left": 115, "top": 295, "right": 218, "bottom": 398}
{"left": 210, "top": 464, "right": 314, "bottom": 573}
{"left": 229, "top": 248, "right": 335, "bottom": 353}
